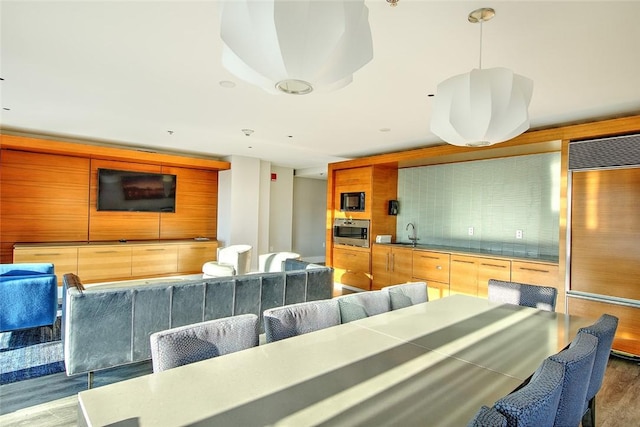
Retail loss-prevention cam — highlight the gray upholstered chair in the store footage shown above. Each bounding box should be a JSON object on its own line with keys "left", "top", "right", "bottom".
{"left": 487, "top": 279, "right": 558, "bottom": 312}
{"left": 258, "top": 251, "right": 301, "bottom": 273}
{"left": 202, "top": 244, "right": 252, "bottom": 278}
{"left": 549, "top": 331, "right": 598, "bottom": 427}
{"left": 337, "top": 290, "right": 391, "bottom": 323}
{"left": 263, "top": 299, "right": 340, "bottom": 343}
{"left": 579, "top": 314, "right": 619, "bottom": 427}
{"left": 466, "top": 406, "right": 507, "bottom": 427}
{"left": 149, "top": 313, "right": 259, "bottom": 373}
{"left": 382, "top": 281, "right": 428, "bottom": 310}
{"left": 493, "top": 358, "right": 565, "bottom": 427}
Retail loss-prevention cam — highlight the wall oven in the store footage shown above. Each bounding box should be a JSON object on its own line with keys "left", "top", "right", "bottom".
{"left": 333, "top": 218, "right": 370, "bottom": 248}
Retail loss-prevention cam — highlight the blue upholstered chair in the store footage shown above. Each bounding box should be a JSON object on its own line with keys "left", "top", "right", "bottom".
{"left": 149, "top": 313, "right": 259, "bottom": 373}
{"left": 337, "top": 290, "right": 391, "bottom": 323}
{"left": 382, "top": 281, "right": 428, "bottom": 309}
{"left": 493, "top": 358, "right": 565, "bottom": 427}
{"left": 579, "top": 314, "right": 619, "bottom": 427}
{"left": 487, "top": 279, "right": 558, "bottom": 312}
{"left": 467, "top": 405, "right": 507, "bottom": 427}
{"left": 263, "top": 299, "right": 340, "bottom": 343}
{"left": 549, "top": 331, "right": 598, "bottom": 427}
{"left": 0, "top": 263, "right": 58, "bottom": 332}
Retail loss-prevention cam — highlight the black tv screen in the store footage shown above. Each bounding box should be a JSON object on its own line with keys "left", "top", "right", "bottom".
{"left": 97, "top": 169, "right": 177, "bottom": 212}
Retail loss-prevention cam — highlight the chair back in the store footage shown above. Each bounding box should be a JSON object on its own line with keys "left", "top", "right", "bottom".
{"left": 579, "top": 314, "right": 618, "bottom": 403}
{"left": 150, "top": 313, "right": 259, "bottom": 372}
{"left": 259, "top": 252, "right": 301, "bottom": 273}
{"left": 487, "top": 279, "right": 558, "bottom": 312}
{"left": 337, "top": 290, "right": 391, "bottom": 323}
{"left": 493, "top": 358, "right": 565, "bottom": 427}
{"left": 382, "top": 282, "right": 428, "bottom": 309}
{"left": 549, "top": 331, "right": 598, "bottom": 426}
{"left": 217, "top": 244, "right": 252, "bottom": 275}
{"left": 467, "top": 406, "right": 507, "bottom": 427}
{"left": 263, "top": 299, "right": 340, "bottom": 343}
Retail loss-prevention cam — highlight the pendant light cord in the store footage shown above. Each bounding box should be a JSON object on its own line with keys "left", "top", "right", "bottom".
{"left": 478, "top": 19, "right": 483, "bottom": 70}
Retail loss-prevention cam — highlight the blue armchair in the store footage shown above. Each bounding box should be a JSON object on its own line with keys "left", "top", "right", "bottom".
{"left": 0, "top": 263, "right": 58, "bottom": 332}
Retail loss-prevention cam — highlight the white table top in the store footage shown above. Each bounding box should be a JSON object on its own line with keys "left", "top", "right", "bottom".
{"left": 77, "top": 295, "right": 593, "bottom": 427}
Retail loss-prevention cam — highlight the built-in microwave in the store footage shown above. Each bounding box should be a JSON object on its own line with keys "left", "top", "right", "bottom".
{"left": 333, "top": 218, "right": 370, "bottom": 248}
{"left": 340, "top": 191, "right": 365, "bottom": 212}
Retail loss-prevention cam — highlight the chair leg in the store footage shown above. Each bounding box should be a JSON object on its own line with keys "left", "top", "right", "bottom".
{"left": 582, "top": 396, "right": 596, "bottom": 427}
{"left": 87, "top": 371, "right": 94, "bottom": 389}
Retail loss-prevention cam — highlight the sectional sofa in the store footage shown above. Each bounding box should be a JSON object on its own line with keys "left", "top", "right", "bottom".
{"left": 61, "top": 260, "right": 333, "bottom": 384}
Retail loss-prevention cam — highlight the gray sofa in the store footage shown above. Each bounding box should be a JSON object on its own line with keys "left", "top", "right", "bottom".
{"left": 61, "top": 260, "right": 333, "bottom": 382}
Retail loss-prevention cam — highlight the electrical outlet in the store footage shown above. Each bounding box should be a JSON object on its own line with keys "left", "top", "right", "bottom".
{"left": 516, "top": 230, "right": 523, "bottom": 239}
{"left": 468, "top": 227, "right": 474, "bottom": 236}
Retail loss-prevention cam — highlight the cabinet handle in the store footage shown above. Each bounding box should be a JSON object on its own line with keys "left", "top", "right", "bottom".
{"left": 94, "top": 250, "right": 119, "bottom": 254}
{"left": 453, "top": 260, "right": 474, "bottom": 264}
{"left": 420, "top": 255, "right": 441, "bottom": 260}
{"left": 33, "top": 252, "right": 61, "bottom": 256}
{"left": 436, "top": 266, "right": 442, "bottom": 270}
{"left": 386, "top": 254, "right": 390, "bottom": 272}
{"left": 190, "top": 247, "right": 206, "bottom": 250}
{"left": 145, "top": 249, "right": 166, "bottom": 252}
{"left": 519, "top": 267, "right": 550, "bottom": 273}
{"left": 391, "top": 253, "right": 395, "bottom": 272}
{"left": 481, "top": 263, "right": 507, "bottom": 269}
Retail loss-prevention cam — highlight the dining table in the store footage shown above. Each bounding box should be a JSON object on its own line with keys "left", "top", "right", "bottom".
{"left": 77, "top": 294, "right": 594, "bottom": 426}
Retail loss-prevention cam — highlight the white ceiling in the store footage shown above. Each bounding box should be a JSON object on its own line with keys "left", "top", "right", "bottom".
{"left": 2, "top": 1, "right": 639, "bottom": 178}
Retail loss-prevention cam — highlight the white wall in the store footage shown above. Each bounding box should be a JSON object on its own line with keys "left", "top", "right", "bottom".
{"left": 292, "top": 177, "right": 327, "bottom": 263}
{"left": 268, "top": 165, "right": 294, "bottom": 252}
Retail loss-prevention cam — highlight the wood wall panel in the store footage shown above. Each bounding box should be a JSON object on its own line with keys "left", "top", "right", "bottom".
{"left": 0, "top": 150, "right": 89, "bottom": 262}
{"left": 567, "top": 297, "right": 640, "bottom": 356}
{"left": 570, "top": 168, "right": 640, "bottom": 301}
{"left": 159, "top": 166, "right": 218, "bottom": 239}
{"left": 88, "top": 159, "right": 162, "bottom": 241}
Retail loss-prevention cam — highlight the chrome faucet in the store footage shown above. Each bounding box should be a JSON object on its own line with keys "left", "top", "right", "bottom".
{"left": 406, "top": 222, "right": 419, "bottom": 247}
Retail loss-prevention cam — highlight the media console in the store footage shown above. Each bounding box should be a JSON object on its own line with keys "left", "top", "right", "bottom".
{"left": 13, "top": 240, "right": 218, "bottom": 285}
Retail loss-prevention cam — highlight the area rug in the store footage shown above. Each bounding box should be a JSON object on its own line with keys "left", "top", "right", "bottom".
{"left": 0, "top": 317, "right": 65, "bottom": 384}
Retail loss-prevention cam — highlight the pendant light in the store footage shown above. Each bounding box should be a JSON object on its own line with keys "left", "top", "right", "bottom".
{"left": 430, "top": 8, "right": 533, "bottom": 147}
{"left": 219, "top": 0, "right": 373, "bottom": 95}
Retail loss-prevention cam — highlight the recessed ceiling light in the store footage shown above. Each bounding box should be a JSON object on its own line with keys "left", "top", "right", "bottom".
{"left": 167, "top": 130, "right": 174, "bottom": 135}
{"left": 242, "top": 129, "right": 254, "bottom": 136}
{"left": 219, "top": 80, "right": 236, "bottom": 88}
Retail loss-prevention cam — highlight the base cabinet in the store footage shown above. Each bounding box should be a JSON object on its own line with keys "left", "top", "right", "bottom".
{"left": 412, "top": 250, "right": 450, "bottom": 300}
{"left": 450, "top": 255, "right": 510, "bottom": 297}
{"left": 12, "top": 246, "right": 79, "bottom": 285}
{"left": 333, "top": 245, "right": 371, "bottom": 291}
{"left": 372, "top": 245, "right": 412, "bottom": 290}
{"left": 78, "top": 246, "right": 133, "bottom": 282}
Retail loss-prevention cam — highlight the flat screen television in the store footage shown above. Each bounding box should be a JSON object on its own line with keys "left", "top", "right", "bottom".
{"left": 97, "top": 169, "right": 177, "bottom": 212}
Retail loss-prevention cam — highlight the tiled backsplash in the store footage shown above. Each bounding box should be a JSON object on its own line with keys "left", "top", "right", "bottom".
{"left": 396, "top": 153, "right": 561, "bottom": 258}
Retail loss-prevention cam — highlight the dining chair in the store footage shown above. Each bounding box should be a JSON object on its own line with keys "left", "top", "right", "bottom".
{"left": 487, "top": 279, "right": 558, "bottom": 312}
{"left": 337, "top": 290, "right": 391, "bottom": 323}
{"left": 382, "top": 281, "right": 428, "bottom": 309}
{"left": 549, "top": 331, "right": 598, "bottom": 427}
{"left": 149, "top": 313, "right": 259, "bottom": 373}
{"left": 493, "top": 358, "right": 565, "bottom": 427}
{"left": 202, "top": 244, "right": 252, "bottom": 277}
{"left": 466, "top": 405, "right": 507, "bottom": 427}
{"left": 578, "top": 314, "right": 619, "bottom": 427}
{"left": 263, "top": 299, "right": 340, "bottom": 343}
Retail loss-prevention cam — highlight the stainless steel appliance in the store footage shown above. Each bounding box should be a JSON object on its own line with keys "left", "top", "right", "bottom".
{"left": 333, "top": 218, "right": 370, "bottom": 247}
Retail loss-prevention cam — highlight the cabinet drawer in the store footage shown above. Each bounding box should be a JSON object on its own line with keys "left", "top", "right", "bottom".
{"left": 450, "top": 255, "right": 479, "bottom": 296}
{"left": 511, "top": 261, "right": 559, "bottom": 288}
{"left": 413, "top": 251, "right": 450, "bottom": 284}
{"left": 132, "top": 246, "right": 178, "bottom": 277}
{"left": 13, "top": 247, "right": 78, "bottom": 285}
{"left": 477, "top": 258, "right": 511, "bottom": 297}
{"left": 177, "top": 242, "right": 218, "bottom": 273}
{"left": 333, "top": 246, "right": 370, "bottom": 272}
{"left": 78, "top": 246, "right": 132, "bottom": 282}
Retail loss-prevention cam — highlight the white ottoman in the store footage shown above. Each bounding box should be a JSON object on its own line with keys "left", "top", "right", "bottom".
{"left": 202, "top": 262, "right": 235, "bottom": 278}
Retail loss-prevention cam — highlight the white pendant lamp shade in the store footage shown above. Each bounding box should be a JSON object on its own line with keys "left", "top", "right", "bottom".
{"left": 430, "top": 67, "right": 533, "bottom": 147}
{"left": 220, "top": 0, "right": 373, "bottom": 95}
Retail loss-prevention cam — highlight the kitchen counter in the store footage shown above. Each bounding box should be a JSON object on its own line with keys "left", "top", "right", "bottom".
{"left": 377, "top": 242, "right": 559, "bottom": 264}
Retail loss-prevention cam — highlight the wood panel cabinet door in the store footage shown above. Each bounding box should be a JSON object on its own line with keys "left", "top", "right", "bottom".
{"left": 333, "top": 246, "right": 371, "bottom": 290}
{"left": 371, "top": 245, "right": 392, "bottom": 289}
{"left": 511, "top": 261, "right": 559, "bottom": 288}
{"left": 477, "top": 259, "right": 511, "bottom": 298}
{"left": 412, "top": 251, "right": 450, "bottom": 285}
{"left": 450, "top": 255, "right": 479, "bottom": 296}
{"left": 132, "top": 246, "right": 178, "bottom": 277}
{"left": 389, "top": 247, "right": 413, "bottom": 286}
{"left": 78, "top": 246, "right": 132, "bottom": 282}
{"left": 373, "top": 246, "right": 413, "bottom": 290}
{"left": 13, "top": 246, "right": 79, "bottom": 285}
{"left": 177, "top": 242, "right": 218, "bottom": 273}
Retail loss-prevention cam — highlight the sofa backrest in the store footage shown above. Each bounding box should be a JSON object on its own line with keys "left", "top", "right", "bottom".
{"left": 62, "top": 264, "right": 333, "bottom": 376}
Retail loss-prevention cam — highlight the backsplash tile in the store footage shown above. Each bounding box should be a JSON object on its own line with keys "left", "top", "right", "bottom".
{"left": 396, "top": 153, "right": 560, "bottom": 257}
